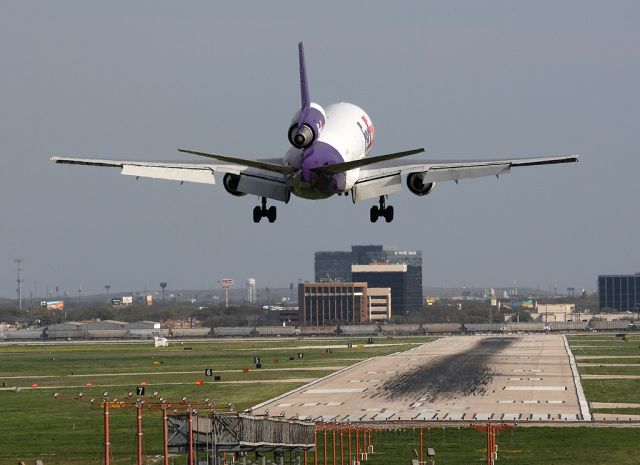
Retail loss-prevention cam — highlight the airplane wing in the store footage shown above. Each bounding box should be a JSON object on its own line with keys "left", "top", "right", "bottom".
{"left": 351, "top": 154, "right": 579, "bottom": 202}
{"left": 50, "top": 155, "right": 292, "bottom": 202}
{"left": 50, "top": 156, "right": 251, "bottom": 184}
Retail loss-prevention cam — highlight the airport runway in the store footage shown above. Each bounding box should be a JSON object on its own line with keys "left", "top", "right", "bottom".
{"left": 251, "top": 335, "right": 589, "bottom": 423}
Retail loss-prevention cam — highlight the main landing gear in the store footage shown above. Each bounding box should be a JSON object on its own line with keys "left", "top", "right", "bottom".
{"left": 370, "top": 195, "right": 394, "bottom": 223}
{"left": 253, "top": 197, "right": 277, "bottom": 223}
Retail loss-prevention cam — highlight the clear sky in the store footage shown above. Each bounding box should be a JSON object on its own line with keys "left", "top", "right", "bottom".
{"left": 1, "top": 1, "right": 638, "bottom": 297}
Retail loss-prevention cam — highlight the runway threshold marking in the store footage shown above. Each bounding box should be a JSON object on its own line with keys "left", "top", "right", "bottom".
{"left": 304, "top": 388, "right": 366, "bottom": 394}
{"left": 504, "top": 386, "right": 567, "bottom": 391}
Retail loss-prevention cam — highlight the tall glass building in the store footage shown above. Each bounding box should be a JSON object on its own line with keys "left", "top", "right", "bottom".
{"left": 314, "top": 251, "right": 353, "bottom": 283}
{"left": 598, "top": 274, "right": 640, "bottom": 311}
{"left": 351, "top": 264, "right": 422, "bottom": 316}
{"left": 315, "top": 245, "right": 423, "bottom": 315}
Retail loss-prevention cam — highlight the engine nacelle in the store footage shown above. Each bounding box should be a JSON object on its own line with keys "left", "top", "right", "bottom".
{"left": 223, "top": 173, "right": 247, "bottom": 197}
{"left": 288, "top": 103, "right": 326, "bottom": 148}
{"left": 288, "top": 124, "right": 316, "bottom": 149}
{"left": 406, "top": 172, "right": 437, "bottom": 196}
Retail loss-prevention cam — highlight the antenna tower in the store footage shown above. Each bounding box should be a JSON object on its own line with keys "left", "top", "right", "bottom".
{"left": 14, "top": 259, "right": 23, "bottom": 310}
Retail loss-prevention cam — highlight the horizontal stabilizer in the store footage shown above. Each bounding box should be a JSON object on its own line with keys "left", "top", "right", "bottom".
{"left": 312, "top": 148, "right": 425, "bottom": 175}
{"left": 178, "top": 149, "right": 296, "bottom": 175}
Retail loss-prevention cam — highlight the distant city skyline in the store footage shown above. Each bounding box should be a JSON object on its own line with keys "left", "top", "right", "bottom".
{"left": 2, "top": 3, "right": 639, "bottom": 298}
{"left": 0, "top": 277, "right": 585, "bottom": 302}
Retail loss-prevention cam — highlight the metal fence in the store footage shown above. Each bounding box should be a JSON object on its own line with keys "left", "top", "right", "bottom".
{"left": 168, "top": 412, "right": 314, "bottom": 451}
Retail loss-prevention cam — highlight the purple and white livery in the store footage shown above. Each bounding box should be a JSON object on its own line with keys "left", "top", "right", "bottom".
{"left": 52, "top": 42, "right": 578, "bottom": 223}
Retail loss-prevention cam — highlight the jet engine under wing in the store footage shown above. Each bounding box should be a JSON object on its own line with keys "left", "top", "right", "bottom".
{"left": 352, "top": 154, "right": 578, "bottom": 202}
{"left": 50, "top": 156, "right": 244, "bottom": 184}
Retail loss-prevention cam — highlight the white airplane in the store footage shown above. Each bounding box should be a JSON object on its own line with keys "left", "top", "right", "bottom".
{"left": 51, "top": 42, "right": 578, "bottom": 223}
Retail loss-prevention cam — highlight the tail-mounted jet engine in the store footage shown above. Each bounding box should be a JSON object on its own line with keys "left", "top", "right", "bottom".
{"left": 223, "top": 173, "right": 247, "bottom": 197}
{"left": 288, "top": 103, "right": 326, "bottom": 149}
{"left": 406, "top": 172, "right": 437, "bottom": 196}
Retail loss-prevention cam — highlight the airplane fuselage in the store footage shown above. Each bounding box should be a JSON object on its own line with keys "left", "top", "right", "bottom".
{"left": 284, "top": 102, "right": 374, "bottom": 200}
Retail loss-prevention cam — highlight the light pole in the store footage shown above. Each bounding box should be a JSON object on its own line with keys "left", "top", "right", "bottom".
{"left": 218, "top": 279, "right": 233, "bottom": 308}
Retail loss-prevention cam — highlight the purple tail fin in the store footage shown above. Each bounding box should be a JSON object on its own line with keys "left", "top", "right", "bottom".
{"left": 298, "top": 42, "right": 310, "bottom": 109}
{"left": 297, "top": 42, "right": 310, "bottom": 129}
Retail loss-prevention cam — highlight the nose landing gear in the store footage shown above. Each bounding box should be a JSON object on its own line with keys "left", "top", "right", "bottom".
{"left": 253, "top": 197, "right": 277, "bottom": 223}
{"left": 370, "top": 196, "right": 394, "bottom": 223}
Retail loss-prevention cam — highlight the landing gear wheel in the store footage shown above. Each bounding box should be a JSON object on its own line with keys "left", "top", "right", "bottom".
{"left": 370, "top": 196, "right": 394, "bottom": 223}
{"left": 267, "top": 206, "right": 277, "bottom": 223}
{"left": 370, "top": 206, "right": 379, "bottom": 223}
{"left": 252, "top": 197, "right": 278, "bottom": 223}
{"left": 253, "top": 206, "right": 262, "bottom": 223}
{"left": 384, "top": 205, "right": 394, "bottom": 223}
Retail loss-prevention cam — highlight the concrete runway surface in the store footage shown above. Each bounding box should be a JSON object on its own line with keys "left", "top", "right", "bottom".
{"left": 252, "top": 335, "right": 589, "bottom": 423}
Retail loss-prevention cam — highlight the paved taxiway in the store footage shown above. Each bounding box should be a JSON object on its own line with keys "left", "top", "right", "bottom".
{"left": 252, "top": 335, "right": 588, "bottom": 423}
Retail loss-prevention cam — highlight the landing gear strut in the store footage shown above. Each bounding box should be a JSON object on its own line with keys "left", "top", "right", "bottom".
{"left": 253, "top": 197, "right": 277, "bottom": 223}
{"left": 370, "top": 195, "right": 394, "bottom": 223}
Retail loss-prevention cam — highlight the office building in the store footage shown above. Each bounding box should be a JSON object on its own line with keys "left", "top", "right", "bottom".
{"left": 352, "top": 264, "right": 421, "bottom": 315}
{"left": 298, "top": 282, "right": 369, "bottom": 326}
{"left": 314, "top": 251, "right": 353, "bottom": 283}
{"left": 367, "top": 287, "right": 392, "bottom": 321}
{"left": 314, "top": 245, "right": 423, "bottom": 315}
{"left": 598, "top": 274, "right": 640, "bottom": 311}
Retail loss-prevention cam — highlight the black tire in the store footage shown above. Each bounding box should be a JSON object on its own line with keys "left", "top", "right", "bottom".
{"left": 267, "top": 206, "right": 277, "bottom": 223}
{"left": 384, "top": 205, "right": 394, "bottom": 223}
{"left": 370, "top": 206, "right": 379, "bottom": 223}
{"left": 253, "top": 206, "right": 262, "bottom": 223}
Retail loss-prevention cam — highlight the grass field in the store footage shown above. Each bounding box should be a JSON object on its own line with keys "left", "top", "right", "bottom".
{"left": 582, "top": 379, "right": 640, "bottom": 403}
{"left": 591, "top": 408, "right": 640, "bottom": 415}
{"left": 567, "top": 335, "right": 640, "bottom": 406}
{"left": 313, "top": 427, "right": 640, "bottom": 465}
{"left": 2, "top": 335, "right": 640, "bottom": 464}
{"left": 579, "top": 365, "right": 640, "bottom": 375}
{"left": 0, "top": 336, "right": 429, "bottom": 464}
{"left": 577, "top": 358, "right": 640, "bottom": 364}
{"left": 567, "top": 334, "right": 640, "bottom": 357}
